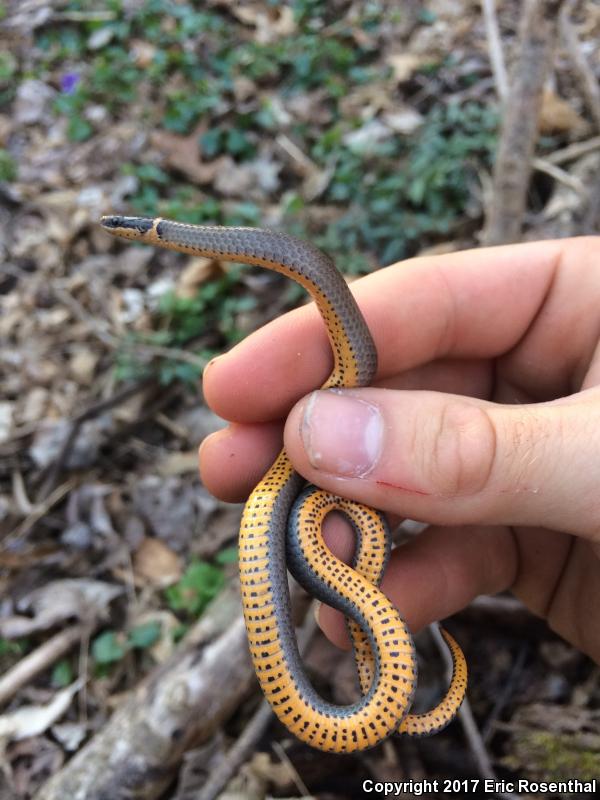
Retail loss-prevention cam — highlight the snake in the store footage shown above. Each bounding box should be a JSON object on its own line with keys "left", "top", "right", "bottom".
{"left": 101, "top": 215, "right": 467, "bottom": 753}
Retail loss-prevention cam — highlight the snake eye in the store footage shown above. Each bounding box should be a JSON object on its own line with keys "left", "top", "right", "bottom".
{"left": 100, "top": 215, "right": 122, "bottom": 229}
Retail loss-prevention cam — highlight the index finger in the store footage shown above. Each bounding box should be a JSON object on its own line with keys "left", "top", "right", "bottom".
{"left": 203, "top": 238, "right": 590, "bottom": 423}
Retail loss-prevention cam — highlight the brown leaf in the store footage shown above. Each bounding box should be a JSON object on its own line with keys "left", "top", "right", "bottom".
{"left": 158, "top": 450, "right": 201, "bottom": 477}
{"left": 387, "top": 52, "right": 428, "bottom": 83}
{"left": 0, "top": 681, "right": 83, "bottom": 741}
{"left": 132, "top": 537, "right": 181, "bottom": 587}
{"left": 539, "top": 87, "right": 587, "bottom": 133}
{"left": 130, "top": 39, "right": 157, "bottom": 68}
{"left": 0, "top": 579, "right": 123, "bottom": 638}
{"left": 175, "top": 257, "right": 223, "bottom": 299}
{"left": 68, "top": 346, "right": 99, "bottom": 386}
{"left": 150, "top": 127, "right": 224, "bottom": 185}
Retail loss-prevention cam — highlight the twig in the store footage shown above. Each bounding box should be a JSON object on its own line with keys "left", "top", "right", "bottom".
{"left": 430, "top": 624, "right": 520, "bottom": 800}
{"left": 196, "top": 596, "right": 317, "bottom": 800}
{"left": 545, "top": 135, "right": 600, "bottom": 165}
{"left": 481, "top": 644, "right": 528, "bottom": 744}
{"left": 559, "top": 0, "right": 600, "bottom": 132}
{"left": 481, "top": 0, "right": 509, "bottom": 101}
{"left": 34, "top": 585, "right": 255, "bottom": 800}
{"left": 36, "top": 379, "right": 153, "bottom": 502}
{"left": 52, "top": 284, "right": 116, "bottom": 348}
{"left": 0, "top": 624, "right": 90, "bottom": 707}
{"left": 122, "top": 341, "right": 209, "bottom": 371}
{"left": 53, "top": 11, "right": 115, "bottom": 22}
{"left": 483, "top": 0, "right": 562, "bottom": 245}
{"left": 272, "top": 741, "right": 311, "bottom": 797}
{"left": 0, "top": 421, "right": 45, "bottom": 453}
{"left": 532, "top": 157, "right": 586, "bottom": 193}
{"left": 582, "top": 179, "right": 600, "bottom": 233}
{"left": 53, "top": 283, "right": 209, "bottom": 371}
{"left": 12, "top": 470, "right": 33, "bottom": 515}
{"left": 468, "top": 595, "right": 527, "bottom": 616}
{"left": 276, "top": 133, "right": 319, "bottom": 175}
{"left": 6, "top": 477, "right": 78, "bottom": 543}
{"left": 196, "top": 702, "right": 274, "bottom": 800}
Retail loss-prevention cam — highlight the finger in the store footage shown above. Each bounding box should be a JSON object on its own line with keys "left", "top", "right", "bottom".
{"left": 318, "top": 522, "right": 517, "bottom": 649}
{"left": 199, "top": 421, "right": 283, "bottom": 502}
{"left": 200, "top": 357, "right": 493, "bottom": 500}
{"left": 283, "top": 386, "right": 600, "bottom": 541}
{"left": 204, "top": 238, "right": 598, "bottom": 423}
{"left": 376, "top": 357, "right": 493, "bottom": 398}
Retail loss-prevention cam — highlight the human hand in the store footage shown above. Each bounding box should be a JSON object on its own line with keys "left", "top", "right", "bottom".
{"left": 200, "top": 237, "right": 600, "bottom": 665}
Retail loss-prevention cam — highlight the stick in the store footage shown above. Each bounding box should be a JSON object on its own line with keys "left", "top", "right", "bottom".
{"left": 34, "top": 585, "right": 255, "bottom": 800}
{"left": 483, "top": 0, "right": 562, "bottom": 245}
{"left": 0, "top": 624, "right": 90, "bottom": 707}
{"left": 196, "top": 592, "right": 317, "bottom": 800}
{"left": 545, "top": 135, "right": 600, "bottom": 165}
{"left": 481, "top": 0, "right": 509, "bottom": 101}
{"left": 559, "top": 0, "right": 600, "bottom": 132}
{"left": 430, "top": 625, "right": 520, "bottom": 800}
{"left": 36, "top": 379, "right": 153, "bottom": 502}
{"left": 6, "top": 478, "right": 78, "bottom": 543}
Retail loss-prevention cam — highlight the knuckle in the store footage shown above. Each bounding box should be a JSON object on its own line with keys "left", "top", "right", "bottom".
{"left": 425, "top": 401, "right": 497, "bottom": 496}
{"left": 503, "top": 408, "right": 553, "bottom": 488}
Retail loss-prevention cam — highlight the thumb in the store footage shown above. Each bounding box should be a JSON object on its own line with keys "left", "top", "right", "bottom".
{"left": 283, "top": 387, "right": 600, "bottom": 541}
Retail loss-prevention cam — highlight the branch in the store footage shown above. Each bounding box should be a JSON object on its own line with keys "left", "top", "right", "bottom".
{"left": 559, "top": 0, "right": 600, "bottom": 132}
{"left": 481, "top": 0, "right": 509, "bottom": 101}
{"left": 483, "top": 0, "right": 562, "bottom": 245}
{"left": 34, "top": 585, "right": 255, "bottom": 800}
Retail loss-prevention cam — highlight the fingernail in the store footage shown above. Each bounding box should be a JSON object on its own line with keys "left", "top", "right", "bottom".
{"left": 301, "top": 390, "right": 383, "bottom": 477}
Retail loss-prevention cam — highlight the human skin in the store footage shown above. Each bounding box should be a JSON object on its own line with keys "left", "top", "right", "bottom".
{"left": 199, "top": 236, "right": 600, "bottom": 665}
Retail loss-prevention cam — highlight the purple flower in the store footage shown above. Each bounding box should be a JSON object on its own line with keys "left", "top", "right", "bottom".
{"left": 60, "top": 72, "right": 80, "bottom": 94}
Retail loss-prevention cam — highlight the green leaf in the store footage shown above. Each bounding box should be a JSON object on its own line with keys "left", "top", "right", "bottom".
{"left": 200, "top": 128, "right": 222, "bottom": 158}
{"left": 0, "top": 637, "right": 27, "bottom": 657}
{"left": 92, "top": 631, "right": 126, "bottom": 665}
{"left": 67, "top": 115, "right": 93, "bottom": 142}
{"left": 215, "top": 546, "right": 238, "bottom": 565}
{"left": 0, "top": 149, "right": 17, "bottom": 181}
{"left": 172, "top": 623, "right": 189, "bottom": 642}
{"left": 128, "top": 621, "right": 161, "bottom": 649}
{"left": 165, "top": 560, "right": 225, "bottom": 616}
{"left": 51, "top": 659, "right": 74, "bottom": 687}
{"left": 0, "top": 51, "right": 16, "bottom": 83}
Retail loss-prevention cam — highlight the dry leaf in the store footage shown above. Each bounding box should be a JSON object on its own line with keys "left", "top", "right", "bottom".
{"left": 158, "top": 451, "right": 201, "bottom": 477}
{"left": 20, "top": 387, "right": 49, "bottom": 425}
{"left": 383, "top": 107, "right": 424, "bottom": 135}
{"left": 130, "top": 39, "right": 157, "bottom": 67}
{"left": 151, "top": 127, "right": 224, "bottom": 185}
{"left": 387, "top": 53, "right": 427, "bottom": 82}
{"left": 29, "top": 417, "right": 111, "bottom": 469}
{"left": 0, "top": 402, "right": 14, "bottom": 444}
{"left": 133, "top": 537, "right": 181, "bottom": 587}
{"left": 51, "top": 721, "right": 87, "bottom": 751}
{"left": 68, "top": 347, "right": 99, "bottom": 385}
{"left": 226, "top": 3, "right": 296, "bottom": 41}
{"left": 343, "top": 119, "right": 393, "bottom": 155}
{"left": 175, "top": 257, "right": 223, "bottom": 299}
{"left": 539, "top": 87, "right": 587, "bottom": 133}
{"left": 0, "top": 579, "right": 123, "bottom": 638}
{"left": 232, "top": 76, "right": 256, "bottom": 102}
{"left": 0, "top": 681, "right": 82, "bottom": 741}
{"left": 132, "top": 610, "right": 181, "bottom": 662}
